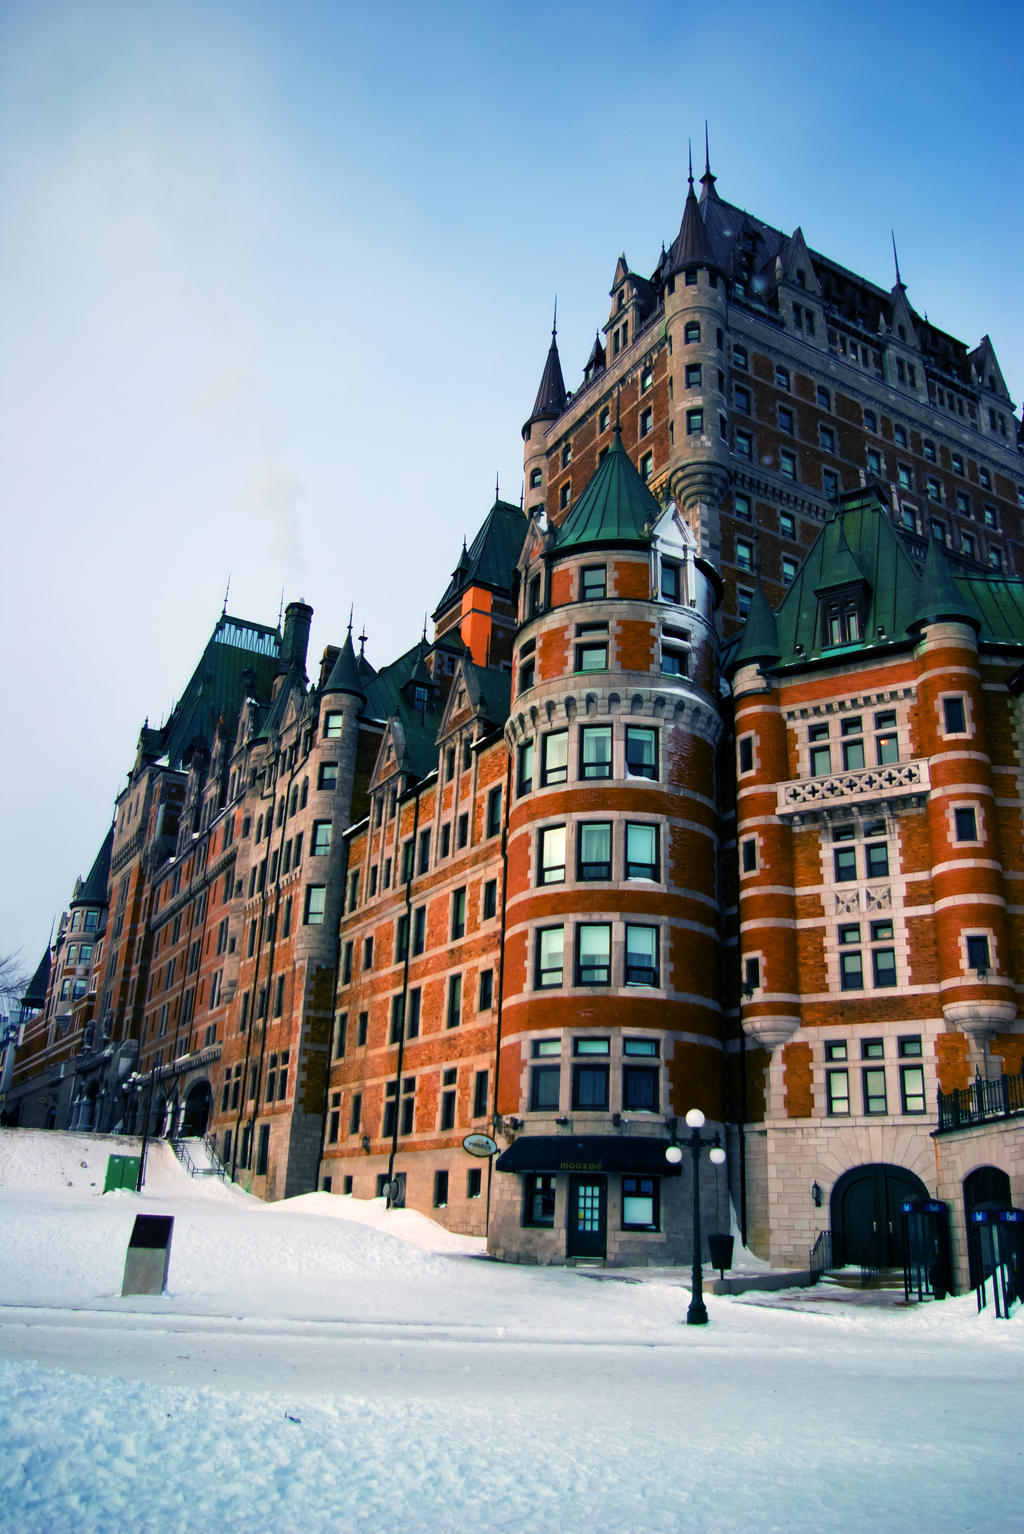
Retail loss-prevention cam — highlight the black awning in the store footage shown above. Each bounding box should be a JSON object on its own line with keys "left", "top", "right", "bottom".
{"left": 495, "top": 1135, "right": 681, "bottom": 1176}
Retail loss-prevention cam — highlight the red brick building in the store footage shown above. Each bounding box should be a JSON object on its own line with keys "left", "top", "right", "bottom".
{"left": 7, "top": 157, "right": 1024, "bottom": 1286}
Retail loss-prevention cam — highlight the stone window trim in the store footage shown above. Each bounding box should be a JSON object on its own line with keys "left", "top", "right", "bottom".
{"left": 962, "top": 931, "right": 996, "bottom": 977}
{"left": 938, "top": 692, "right": 972, "bottom": 739}
{"left": 948, "top": 800, "right": 984, "bottom": 847}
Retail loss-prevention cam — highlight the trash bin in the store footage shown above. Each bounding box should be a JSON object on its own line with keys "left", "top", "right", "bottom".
{"left": 707, "top": 1233, "right": 734, "bottom": 1278}
{"left": 104, "top": 1154, "right": 141, "bottom": 1193}
{"left": 121, "top": 1214, "right": 174, "bottom": 1297}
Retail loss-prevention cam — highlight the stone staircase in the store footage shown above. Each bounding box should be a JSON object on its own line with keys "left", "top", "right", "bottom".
{"left": 820, "top": 1265, "right": 905, "bottom": 1292}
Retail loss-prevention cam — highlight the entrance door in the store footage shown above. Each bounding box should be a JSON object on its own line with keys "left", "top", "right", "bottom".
{"left": 964, "top": 1165, "right": 1012, "bottom": 1288}
{"left": 567, "top": 1176, "right": 607, "bottom": 1259}
{"left": 831, "top": 1164, "right": 928, "bottom": 1267}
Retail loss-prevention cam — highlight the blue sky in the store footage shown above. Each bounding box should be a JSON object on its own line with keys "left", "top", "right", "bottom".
{"left": 1, "top": 0, "right": 1021, "bottom": 976}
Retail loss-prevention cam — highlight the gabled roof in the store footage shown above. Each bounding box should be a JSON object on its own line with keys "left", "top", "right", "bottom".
{"left": 255, "top": 661, "right": 308, "bottom": 742}
{"left": 553, "top": 429, "right": 658, "bottom": 551}
{"left": 437, "top": 657, "right": 511, "bottom": 741}
{"left": 433, "top": 499, "right": 528, "bottom": 618}
{"left": 73, "top": 826, "right": 113, "bottom": 909}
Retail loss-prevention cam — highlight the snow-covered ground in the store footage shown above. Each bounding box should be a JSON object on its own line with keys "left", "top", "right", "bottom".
{"left": 0, "top": 1129, "right": 1020, "bottom": 1533}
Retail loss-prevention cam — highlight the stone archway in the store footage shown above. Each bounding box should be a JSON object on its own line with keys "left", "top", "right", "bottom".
{"left": 182, "top": 1080, "right": 213, "bottom": 1138}
{"left": 830, "top": 1162, "right": 929, "bottom": 1268}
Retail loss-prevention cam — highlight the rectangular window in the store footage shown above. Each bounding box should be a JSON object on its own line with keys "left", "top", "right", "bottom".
{"left": 875, "top": 710, "right": 899, "bottom": 764}
{"left": 580, "top": 726, "right": 612, "bottom": 780}
{"left": 661, "top": 561, "right": 681, "bottom": 603}
{"left": 457, "top": 812, "right": 469, "bottom": 849}
{"left": 524, "top": 1173, "right": 556, "bottom": 1227}
{"left": 433, "top": 1171, "right": 449, "bottom": 1208}
{"left": 840, "top": 950, "right": 863, "bottom": 991}
{"left": 625, "top": 727, "right": 657, "bottom": 780}
{"left": 318, "top": 761, "right": 338, "bottom": 791}
{"left": 482, "top": 879, "right": 497, "bottom": 921}
{"left": 942, "top": 696, "right": 967, "bottom": 735}
{"left": 478, "top": 969, "right": 493, "bottom": 1010}
{"left": 819, "top": 425, "right": 836, "bottom": 453}
{"left": 734, "top": 428, "right": 752, "bottom": 460}
{"left": 625, "top": 822, "right": 658, "bottom": 880}
{"left": 954, "top": 806, "right": 978, "bottom": 842}
{"left": 781, "top": 555, "right": 798, "bottom": 586}
{"left": 622, "top": 1061, "right": 659, "bottom": 1111}
{"left": 576, "top": 924, "right": 612, "bottom": 985}
{"left": 775, "top": 365, "right": 790, "bottom": 391}
{"left": 486, "top": 785, "right": 502, "bottom": 838}
{"left": 440, "top": 823, "right": 451, "bottom": 857}
{"left": 863, "top": 1067, "right": 888, "bottom": 1115}
{"left": 966, "top": 934, "right": 990, "bottom": 972}
{"left": 741, "top": 836, "right": 757, "bottom": 873}
{"left": 451, "top": 887, "right": 466, "bottom": 940}
{"left": 735, "top": 538, "right": 754, "bottom": 572}
{"left": 809, "top": 723, "right": 831, "bottom": 776}
{"left": 517, "top": 740, "right": 534, "bottom": 796}
{"left": 407, "top": 988, "right": 421, "bottom": 1038}
{"left": 686, "top": 408, "right": 703, "bottom": 436}
{"left": 349, "top": 1092, "right": 362, "bottom": 1134}
{"left": 417, "top": 827, "right": 431, "bottom": 874}
{"left": 864, "top": 841, "right": 889, "bottom": 880}
{"left": 900, "top": 1064, "right": 926, "bottom": 1114}
{"left": 539, "top": 825, "right": 567, "bottom": 885}
{"left": 826, "top": 1070, "right": 850, "bottom": 1115}
{"left": 530, "top": 1061, "right": 561, "bottom": 1111}
{"left": 472, "top": 1069, "right": 489, "bottom": 1120}
{"left": 357, "top": 1011, "right": 368, "bottom": 1046}
{"left": 779, "top": 449, "right": 797, "bottom": 481}
{"left": 541, "top": 731, "right": 568, "bottom": 785}
{"left": 733, "top": 385, "right": 751, "bottom": 415}
{"left": 535, "top": 926, "right": 564, "bottom": 989}
{"left": 363, "top": 935, "right": 374, "bottom": 970}
{"left": 622, "top": 1175, "right": 659, "bottom": 1230}
{"left": 446, "top": 974, "right": 462, "bottom": 1028}
{"left": 572, "top": 1060, "right": 609, "bottom": 1110}
{"left": 304, "top": 885, "right": 326, "bottom": 925}
{"left": 577, "top": 821, "right": 611, "bottom": 881}
{"left": 324, "top": 711, "right": 343, "bottom": 738}
{"left": 733, "top": 344, "right": 748, "bottom": 370}
{"left": 581, "top": 564, "right": 607, "bottom": 599}
{"left": 778, "top": 405, "right": 794, "bottom": 435}
{"left": 311, "top": 820, "right": 332, "bottom": 857}
{"left": 625, "top": 925, "right": 658, "bottom": 985}
{"left": 333, "top": 1013, "right": 347, "bottom": 1059}
{"left": 467, "top": 1167, "right": 482, "bottom": 1199}
{"left": 576, "top": 641, "right": 608, "bottom": 672}
{"left": 389, "top": 995, "right": 404, "bottom": 1045}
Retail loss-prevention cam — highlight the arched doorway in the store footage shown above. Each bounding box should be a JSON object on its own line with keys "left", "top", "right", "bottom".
{"left": 182, "top": 1080, "right": 213, "bottom": 1138}
{"left": 831, "top": 1163, "right": 929, "bottom": 1268}
{"left": 963, "top": 1165, "right": 1012, "bottom": 1289}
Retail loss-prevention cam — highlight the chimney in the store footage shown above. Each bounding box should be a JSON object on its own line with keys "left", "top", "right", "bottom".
{"left": 281, "top": 600, "right": 313, "bottom": 676}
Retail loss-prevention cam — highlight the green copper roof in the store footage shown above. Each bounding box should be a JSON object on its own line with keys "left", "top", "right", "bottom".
{"left": 755, "top": 487, "right": 1024, "bottom": 669}
{"left": 74, "top": 826, "right": 113, "bottom": 908}
{"left": 908, "top": 536, "right": 978, "bottom": 632}
{"left": 731, "top": 581, "right": 781, "bottom": 671}
{"left": 554, "top": 430, "right": 658, "bottom": 552}
{"left": 22, "top": 947, "right": 52, "bottom": 1008}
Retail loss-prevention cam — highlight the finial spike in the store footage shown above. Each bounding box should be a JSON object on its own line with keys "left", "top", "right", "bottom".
{"left": 704, "top": 121, "right": 710, "bottom": 175}
{"left": 358, "top": 626, "right": 367, "bottom": 657}
{"left": 347, "top": 604, "right": 354, "bottom": 638}
{"left": 222, "top": 573, "right": 231, "bottom": 618}
{"left": 891, "top": 229, "right": 903, "bottom": 288}
{"left": 422, "top": 614, "right": 428, "bottom": 642}
{"left": 495, "top": 470, "right": 500, "bottom": 502}
{"left": 687, "top": 139, "right": 694, "bottom": 188}
{"left": 552, "top": 296, "right": 557, "bottom": 338}
{"left": 277, "top": 590, "right": 284, "bottom": 630}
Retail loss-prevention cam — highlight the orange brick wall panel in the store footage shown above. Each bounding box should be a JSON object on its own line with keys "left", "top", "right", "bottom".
{"left": 615, "top": 618, "right": 655, "bottom": 673}
{"left": 611, "top": 559, "right": 650, "bottom": 601}
{"left": 537, "top": 626, "right": 569, "bottom": 684}
{"left": 665, "top": 732, "right": 715, "bottom": 796}
{"left": 497, "top": 1040, "right": 525, "bottom": 1115}
{"left": 665, "top": 1041, "right": 725, "bottom": 1121}
{"left": 503, "top": 928, "right": 527, "bottom": 996}
{"left": 782, "top": 1041, "right": 814, "bottom": 1118}
{"left": 549, "top": 566, "right": 573, "bottom": 608}
{"left": 795, "top": 926, "right": 828, "bottom": 996}
{"left": 738, "top": 1044, "right": 769, "bottom": 1124}
{"left": 991, "top": 1034, "right": 1024, "bottom": 1078}
{"left": 935, "top": 1032, "right": 971, "bottom": 1094}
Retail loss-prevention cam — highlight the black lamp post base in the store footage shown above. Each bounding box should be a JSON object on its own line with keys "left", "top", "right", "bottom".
{"left": 686, "top": 1299, "right": 709, "bottom": 1325}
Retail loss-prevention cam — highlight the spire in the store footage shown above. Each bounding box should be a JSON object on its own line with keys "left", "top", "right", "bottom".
{"left": 700, "top": 121, "right": 718, "bottom": 201}
{"left": 523, "top": 302, "right": 567, "bottom": 434}
{"left": 668, "top": 151, "right": 717, "bottom": 275}
{"left": 731, "top": 580, "right": 781, "bottom": 672}
{"left": 907, "top": 537, "right": 978, "bottom": 635}
{"left": 322, "top": 627, "right": 365, "bottom": 699}
{"left": 494, "top": 471, "right": 500, "bottom": 504}
{"left": 891, "top": 230, "right": 904, "bottom": 290}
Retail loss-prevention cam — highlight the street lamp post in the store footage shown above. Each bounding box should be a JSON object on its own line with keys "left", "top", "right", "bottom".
{"left": 123, "top": 1071, "right": 157, "bottom": 1193}
{"left": 666, "top": 1107, "right": 727, "bottom": 1326}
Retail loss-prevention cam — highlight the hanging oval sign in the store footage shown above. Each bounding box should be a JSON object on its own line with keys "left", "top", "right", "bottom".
{"left": 462, "top": 1133, "right": 498, "bottom": 1158}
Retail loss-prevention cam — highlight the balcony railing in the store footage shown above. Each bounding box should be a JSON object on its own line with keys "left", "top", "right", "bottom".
{"left": 937, "top": 1068, "right": 1024, "bottom": 1133}
{"left": 777, "top": 759, "right": 929, "bottom": 819}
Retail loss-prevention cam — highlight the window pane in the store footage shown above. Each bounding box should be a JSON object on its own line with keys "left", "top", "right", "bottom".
{"left": 536, "top": 927, "right": 564, "bottom": 987}
{"left": 539, "top": 826, "right": 566, "bottom": 884}
{"left": 626, "top": 728, "right": 657, "bottom": 779}
{"left": 581, "top": 726, "right": 612, "bottom": 778}
{"left": 623, "top": 1066, "right": 658, "bottom": 1112}
{"left": 530, "top": 1066, "right": 561, "bottom": 1111}
{"left": 573, "top": 1064, "right": 609, "bottom": 1109}
{"left": 542, "top": 731, "right": 568, "bottom": 784}
{"left": 625, "top": 926, "right": 658, "bottom": 985}
{"left": 578, "top": 822, "right": 611, "bottom": 879}
{"left": 626, "top": 823, "right": 657, "bottom": 878}
{"left": 576, "top": 925, "right": 611, "bottom": 984}
{"left": 863, "top": 1067, "right": 887, "bottom": 1114}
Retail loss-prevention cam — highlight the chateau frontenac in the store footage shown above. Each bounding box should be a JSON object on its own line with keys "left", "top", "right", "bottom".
{"left": 6, "top": 154, "right": 1023, "bottom": 1287}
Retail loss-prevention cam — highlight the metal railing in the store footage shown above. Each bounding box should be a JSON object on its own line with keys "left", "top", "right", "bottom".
{"left": 171, "top": 1134, "right": 228, "bottom": 1180}
{"left": 809, "top": 1229, "right": 832, "bottom": 1282}
{"left": 937, "top": 1068, "right": 1024, "bottom": 1132}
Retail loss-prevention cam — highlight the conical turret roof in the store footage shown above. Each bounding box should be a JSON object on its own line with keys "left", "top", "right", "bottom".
{"left": 907, "top": 536, "right": 979, "bottom": 634}
{"left": 323, "top": 629, "right": 366, "bottom": 699}
{"left": 523, "top": 324, "right": 567, "bottom": 432}
{"left": 731, "top": 581, "right": 781, "bottom": 671}
{"left": 553, "top": 429, "right": 658, "bottom": 551}
{"left": 73, "top": 827, "right": 113, "bottom": 908}
{"left": 668, "top": 167, "right": 717, "bottom": 275}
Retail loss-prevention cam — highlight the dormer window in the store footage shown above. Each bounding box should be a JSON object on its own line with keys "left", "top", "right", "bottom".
{"left": 412, "top": 684, "right": 429, "bottom": 711}
{"left": 822, "top": 592, "right": 862, "bottom": 647}
{"left": 528, "top": 574, "right": 543, "bottom": 618}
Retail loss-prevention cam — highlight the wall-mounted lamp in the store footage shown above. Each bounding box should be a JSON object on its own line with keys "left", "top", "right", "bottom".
{"left": 812, "top": 1181, "right": 823, "bottom": 1208}
{"left": 361, "top": 1134, "right": 371, "bottom": 1154}
{"left": 507, "top": 1117, "right": 523, "bottom": 1132}
{"left": 611, "top": 1112, "right": 623, "bottom": 1128}
{"left": 554, "top": 1116, "right": 570, "bottom": 1127}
